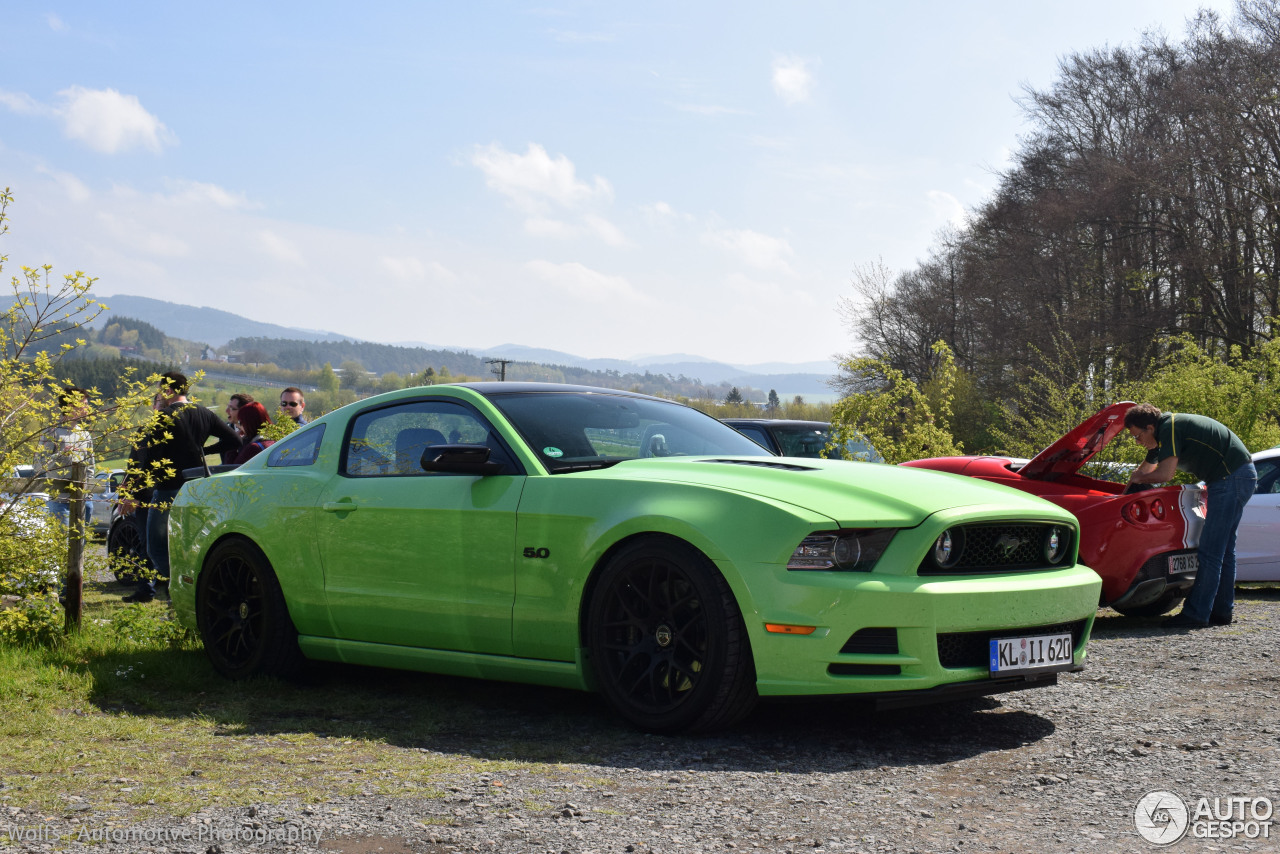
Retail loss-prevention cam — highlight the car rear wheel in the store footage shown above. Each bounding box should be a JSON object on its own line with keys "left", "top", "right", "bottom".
{"left": 586, "top": 538, "right": 757, "bottom": 733}
{"left": 197, "top": 540, "right": 303, "bottom": 680}
{"left": 1113, "top": 590, "right": 1183, "bottom": 617}
{"left": 106, "top": 516, "right": 149, "bottom": 584}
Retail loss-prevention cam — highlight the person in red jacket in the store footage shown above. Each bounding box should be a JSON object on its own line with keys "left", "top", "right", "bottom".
{"left": 232, "top": 401, "right": 275, "bottom": 465}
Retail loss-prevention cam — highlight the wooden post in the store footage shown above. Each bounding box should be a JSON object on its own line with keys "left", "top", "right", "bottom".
{"left": 63, "top": 461, "right": 87, "bottom": 632}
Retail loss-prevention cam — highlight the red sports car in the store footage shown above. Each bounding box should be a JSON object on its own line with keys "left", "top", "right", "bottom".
{"left": 904, "top": 402, "right": 1206, "bottom": 616}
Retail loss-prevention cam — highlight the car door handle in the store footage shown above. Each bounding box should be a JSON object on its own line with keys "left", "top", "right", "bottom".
{"left": 322, "top": 501, "right": 359, "bottom": 513}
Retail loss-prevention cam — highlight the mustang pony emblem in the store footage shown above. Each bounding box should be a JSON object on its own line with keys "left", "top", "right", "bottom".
{"left": 995, "top": 534, "right": 1026, "bottom": 558}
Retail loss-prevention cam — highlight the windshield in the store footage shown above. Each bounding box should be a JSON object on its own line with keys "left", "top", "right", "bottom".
{"left": 489, "top": 391, "right": 772, "bottom": 473}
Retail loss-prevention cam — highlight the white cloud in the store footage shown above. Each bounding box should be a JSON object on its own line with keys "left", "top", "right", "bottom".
{"left": 258, "top": 230, "right": 305, "bottom": 266}
{"left": 583, "top": 214, "right": 629, "bottom": 247}
{"left": 380, "top": 256, "right": 457, "bottom": 284}
{"left": 524, "top": 260, "right": 643, "bottom": 303}
{"left": 46, "top": 13, "right": 66, "bottom": 31}
{"left": 56, "top": 86, "right": 176, "bottom": 154}
{"left": 471, "top": 142, "right": 612, "bottom": 212}
{"left": 771, "top": 56, "right": 815, "bottom": 105}
{"left": 725, "top": 272, "right": 815, "bottom": 306}
{"left": 703, "top": 228, "right": 795, "bottom": 274}
{"left": 0, "top": 89, "right": 48, "bottom": 115}
{"left": 35, "top": 166, "right": 91, "bottom": 202}
{"left": 926, "top": 190, "right": 966, "bottom": 227}
{"left": 164, "top": 180, "right": 256, "bottom": 210}
{"left": 524, "top": 217, "right": 580, "bottom": 240}
{"left": 96, "top": 212, "right": 189, "bottom": 257}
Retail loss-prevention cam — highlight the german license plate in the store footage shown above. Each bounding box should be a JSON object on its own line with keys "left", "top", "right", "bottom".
{"left": 989, "top": 632, "right": 1074, "bottom": 675}
{"left": 1168, "top": 553, "right": 1198, "bottom": 575}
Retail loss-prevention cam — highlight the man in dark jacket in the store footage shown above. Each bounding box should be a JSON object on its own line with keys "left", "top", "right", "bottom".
{"left": 1125, "top": 403, "right": 1257, "bottom": 628}
{"left": 119, "top": 371, "right": 241, "bottom": 602}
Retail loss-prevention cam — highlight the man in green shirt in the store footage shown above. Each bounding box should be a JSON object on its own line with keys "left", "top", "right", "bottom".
{"left": 1125, "top": 403, "right": 1257, "bottom": 628}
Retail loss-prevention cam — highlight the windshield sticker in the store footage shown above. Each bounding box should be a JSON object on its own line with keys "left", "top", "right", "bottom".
{"left": 543, "top": 447, "right": 564, "bottom": 458}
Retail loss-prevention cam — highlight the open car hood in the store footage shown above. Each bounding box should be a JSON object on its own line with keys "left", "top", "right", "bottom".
{"left": 1019, "top": 401, "right": 1135, "bottom": 480}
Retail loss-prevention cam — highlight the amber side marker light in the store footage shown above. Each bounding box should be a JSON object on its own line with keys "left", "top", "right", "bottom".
{"left": 765, "top": 623, "right": 817, "bottom": 635}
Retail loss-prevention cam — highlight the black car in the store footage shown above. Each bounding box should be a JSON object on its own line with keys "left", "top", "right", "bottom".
{"left": 721, "top": 419, "right": 883, "bottom": 462}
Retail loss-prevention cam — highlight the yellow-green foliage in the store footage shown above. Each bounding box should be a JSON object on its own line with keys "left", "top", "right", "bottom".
{"left": 1133, "top": 335, "right": 1280, "bottom": 452}
{"left": 0, "top": 188, "right": 158, "bottom": 627}
{"left": 829, "top": 341, "right": 963, "bottom": 464}
{"left": 991, "top": 333, "right": 1280, "bottom": 460}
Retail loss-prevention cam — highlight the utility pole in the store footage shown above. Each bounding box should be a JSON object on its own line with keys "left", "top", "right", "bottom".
{"left": 487, "top": 358, "right": 513, "bottom": 381}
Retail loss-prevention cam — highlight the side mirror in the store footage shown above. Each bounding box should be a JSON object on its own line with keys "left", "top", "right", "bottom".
{"left": 420, "top": 444, "right": 504, "bottom": 476}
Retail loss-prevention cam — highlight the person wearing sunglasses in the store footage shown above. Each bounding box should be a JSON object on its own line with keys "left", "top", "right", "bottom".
{"left": 279, "top": 387, "right": 308, "bottom": 425}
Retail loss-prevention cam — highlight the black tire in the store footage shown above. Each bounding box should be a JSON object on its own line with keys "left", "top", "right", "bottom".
{"left": 586, "top": 538, "right": 757, "bottom": 733}
{"left": 1113, "top": 590, "right": 1184, "bottom": 618}
{"left": 107, "top": 516, "right": 150, "bottom": 585}
{"left": 196, "top": 539, "right": 304, "bottom": 680}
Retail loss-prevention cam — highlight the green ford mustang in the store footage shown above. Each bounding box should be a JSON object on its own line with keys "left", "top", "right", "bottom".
{"left": 169, "top": 383, "right": 1102, "bottom": 732}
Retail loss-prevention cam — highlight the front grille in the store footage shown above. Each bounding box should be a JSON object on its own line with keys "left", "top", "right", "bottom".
{"left": 840, "top": 627, "right": 899, "bottom": 655}
{"left": 917, "top": 523, "right": 1073, "bottom": 575}
{"left": 937, "top": 620, "right": 1088, "bottom": 669}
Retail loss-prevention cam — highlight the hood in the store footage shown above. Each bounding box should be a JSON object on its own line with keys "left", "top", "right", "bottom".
{"left": 584, "top": 456, "right": 1073, "bottom": 528}
{"left": 1020, "top": 401, "right": 1135, "bottom": 480}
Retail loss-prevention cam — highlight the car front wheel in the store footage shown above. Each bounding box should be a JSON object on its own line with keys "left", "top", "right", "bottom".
{"left": 586, "top": 538, "right": 757, "bottom": 733}
{"left": 106, "top": 516, "right": 149, "bottom": 584}
{"left": 196, "top": 539, "right": 303, "bottom": 680}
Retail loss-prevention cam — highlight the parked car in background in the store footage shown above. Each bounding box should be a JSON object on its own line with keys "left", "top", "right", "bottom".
{"left": 169, "top": 382, "right": 1101, "bottom": 733}
{"left": 904, "top": 402, "right": 1206, "bottom": 617}
{"left": 1236, "top": 447, "right": 1280, "bottom": 581}
{"left": 721, "top": 419, "right": 884, "bottom": 463}
{"left": 86, "top": 469, "right": 120, "bottom": 538}
{"left": 0, "top": 488, "right": 60, "bottom": 594}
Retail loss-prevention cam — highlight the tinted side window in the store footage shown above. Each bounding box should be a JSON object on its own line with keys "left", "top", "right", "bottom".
{"left": 733, "top": 426, "right": 775, "bottom": 453}
{"left": 266, "top": 424, "right": 326, "bottom": 468}
{"left": 343, "top": 400, "right": 518, "bottom": 477}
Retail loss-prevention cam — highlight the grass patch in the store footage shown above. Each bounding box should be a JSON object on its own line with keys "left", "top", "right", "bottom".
{"left": 0, "top": 577, "right": 611, "bottom": 819}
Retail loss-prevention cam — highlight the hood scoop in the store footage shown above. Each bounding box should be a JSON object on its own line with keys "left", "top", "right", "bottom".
{"left": 700, "top": 458, "right": 817, "bottom": 472}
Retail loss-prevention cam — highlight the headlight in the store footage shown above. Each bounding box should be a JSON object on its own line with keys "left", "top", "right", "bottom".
{"left": 931, "top": 528, "right": 965, "bottom": 570}
{"left": 788, "top": 529, "right": 896, "bottom": 571}
{"left": 1043, "top": 525, "right": 1070, "bottom": 564}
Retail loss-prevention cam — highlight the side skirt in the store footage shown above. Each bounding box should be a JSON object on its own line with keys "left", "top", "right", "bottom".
{"left": 297, "top": 636, "right": 590, "bottom": 692}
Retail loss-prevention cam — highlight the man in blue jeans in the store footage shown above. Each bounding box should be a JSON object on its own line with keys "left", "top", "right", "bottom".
{"left": 118, "top": 372, "right": 241, "bottom": 602}
{"left": 1124, "top": 403, "right": 1257, "bottom": 628}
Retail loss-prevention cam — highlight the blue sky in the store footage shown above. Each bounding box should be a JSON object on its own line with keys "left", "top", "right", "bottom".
{"left": 0, "top": 1, "right": 1235, "bottom": 369}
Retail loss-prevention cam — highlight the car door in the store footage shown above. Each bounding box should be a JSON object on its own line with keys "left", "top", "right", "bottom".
{"left": 1237, "top": 456, "right": 1280, "bottom": 580}
{"left": 315, "top": 398, "right": 526, "bottom": 654}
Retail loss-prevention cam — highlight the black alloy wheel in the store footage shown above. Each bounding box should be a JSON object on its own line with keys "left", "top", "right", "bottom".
{"left": 587, "top": 538, "right": 756, "bottom": 733}
{"left": 197, "top": 540, "right": 302, "bottom": 680}
{"left": 107, "top": 516, "right": 150, "bottom": 584}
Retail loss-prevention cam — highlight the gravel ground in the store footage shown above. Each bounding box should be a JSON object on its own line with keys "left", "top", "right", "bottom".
{"left": 5, "top": 586, "right": 1279, "bottom": 854}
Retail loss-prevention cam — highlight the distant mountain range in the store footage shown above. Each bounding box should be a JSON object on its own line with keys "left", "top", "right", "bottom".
{"left": 89, "top": 294, "right": 839, "bottom": 396}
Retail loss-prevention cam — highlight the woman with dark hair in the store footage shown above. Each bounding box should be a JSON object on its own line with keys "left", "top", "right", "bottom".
{"left": 231, "top": 401, "right": 276, "bottom": 465}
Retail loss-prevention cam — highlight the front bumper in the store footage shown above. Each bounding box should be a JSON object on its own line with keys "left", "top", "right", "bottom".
{"left": 746, "top": 564, "right": 1100, "bottom": 698}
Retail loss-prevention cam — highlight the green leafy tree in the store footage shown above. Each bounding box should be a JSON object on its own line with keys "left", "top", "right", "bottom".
{"left": 766, "top": 389, "right": 780, "bottom": 413}
{"left": 724, "top": 387, "right": 744, "bottom": 405}
{"left": 0, "top": 189, "right": 155, "bottom": 637}
{"left": 317, "top": 362, "right": 340, "bottom": 397}
{"left": 1128, "top": 335, "right": 1280, "bottom": 452}
{"left": 829, "top": 340, "right": 962, "bottom": 464}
